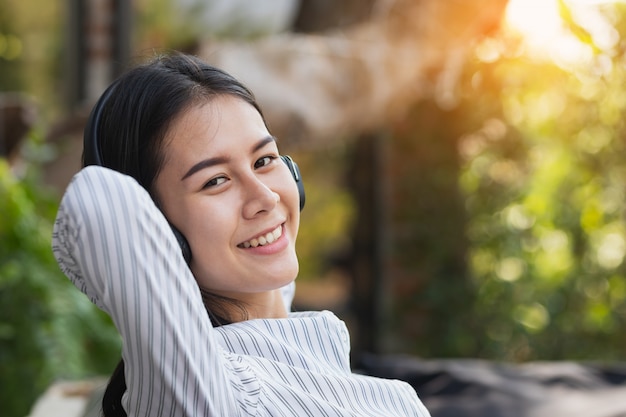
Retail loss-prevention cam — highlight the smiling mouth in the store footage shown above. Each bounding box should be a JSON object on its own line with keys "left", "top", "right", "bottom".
{"left": 239, "top": 225, "right": 283, "bottom": 248}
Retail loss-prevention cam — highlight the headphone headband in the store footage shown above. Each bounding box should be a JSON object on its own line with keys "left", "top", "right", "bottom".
{"left": 83, "top": 82, "right": 119, "bottom": 167}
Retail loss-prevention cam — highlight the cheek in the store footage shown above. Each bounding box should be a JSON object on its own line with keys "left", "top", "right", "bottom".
{"left": 276, "top": 167, "right": 301, "bottom": 208}
{"left": 286, "top": 180, "right": 302, "bottom": 220}
{"left": 183, "top": 200, "right": 233, "bottom": 247}
{"left": 185, "top": 204, "right": 234, "bottom": 278}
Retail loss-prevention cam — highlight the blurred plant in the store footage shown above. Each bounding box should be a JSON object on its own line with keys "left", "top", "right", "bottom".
{"left": 454, "top": 1, "right": 626, "bottom": 361}
{"left": 293, "top": 146, "right": 355, "bottom": 281}
{"left": 0, "top": 131, "right": 120, "bottom": 417}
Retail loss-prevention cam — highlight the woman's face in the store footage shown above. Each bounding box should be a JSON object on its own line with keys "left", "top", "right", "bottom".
{"left": 154, "top": 95, "right": 300, "bottom": 305}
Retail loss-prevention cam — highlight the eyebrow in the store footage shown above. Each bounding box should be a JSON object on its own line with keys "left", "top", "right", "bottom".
{"left": 181, "top": 135, "right": 277, "bottom": 181}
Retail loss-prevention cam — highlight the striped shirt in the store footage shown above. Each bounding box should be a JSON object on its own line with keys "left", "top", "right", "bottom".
{"left": 52, "top": 166, "right": 430, "bottom": 417}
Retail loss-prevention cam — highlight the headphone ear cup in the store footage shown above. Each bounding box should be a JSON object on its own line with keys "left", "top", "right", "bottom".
{"left": 281, "top": 155, "right": 305, "bottom": 211}
{"left": 170, "top": 225, "right": 192, "bottom": 265}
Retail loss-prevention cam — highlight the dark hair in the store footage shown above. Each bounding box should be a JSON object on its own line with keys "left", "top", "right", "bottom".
{"left": 84, "top": 52, "right": 264, "bottom": 196}
{"left": 86, "top": 52, "right": 260, "bottom": 417}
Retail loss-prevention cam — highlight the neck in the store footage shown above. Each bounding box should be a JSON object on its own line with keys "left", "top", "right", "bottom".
{"left": 248, "top": 288, "right": 289, "bottom": 319}
{"left": 222, "top": 288, "right": 289, "bottom": 322}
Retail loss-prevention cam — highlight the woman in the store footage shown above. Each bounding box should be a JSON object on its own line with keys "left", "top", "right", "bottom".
{"left": 52, "top": 52, "right": 430, "bottom": 416}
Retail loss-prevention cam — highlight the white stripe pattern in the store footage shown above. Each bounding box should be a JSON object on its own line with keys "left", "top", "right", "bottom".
{"left": 52, "top": 166, "right": 430, "bottom": 417}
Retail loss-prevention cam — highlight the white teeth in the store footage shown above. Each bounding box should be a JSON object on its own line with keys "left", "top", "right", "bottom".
{"left": 241, "top": 226, "right": 282, "bottom": 248}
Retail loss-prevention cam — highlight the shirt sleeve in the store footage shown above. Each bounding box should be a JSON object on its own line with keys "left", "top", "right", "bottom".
{"left": 51, "top": 166, "right": 236, "bottom": 417}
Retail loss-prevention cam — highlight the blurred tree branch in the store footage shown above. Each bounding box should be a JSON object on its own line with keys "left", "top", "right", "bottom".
{"left": 198, "top": 0, "right": 509, "bottom": 149}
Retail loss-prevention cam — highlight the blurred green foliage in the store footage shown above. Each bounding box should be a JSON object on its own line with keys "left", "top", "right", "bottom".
{"left": 0, "top": 0, "right": 62, "bottom": 116}
{"left": 452, "top": 3, "right": 626, "bottom": 361}
{"left": 0, "top": 134, "right": 120, "bottom": 417}
{"left": 294, "top": 146, "right": 355, "bottom": 281}
{"left": 0, "top": 2, "right": 24, "bottom": 92}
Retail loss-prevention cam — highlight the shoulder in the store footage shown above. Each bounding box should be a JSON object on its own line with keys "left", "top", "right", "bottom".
{"left": 214, "top": 311, "right": 351, "bottom": 371}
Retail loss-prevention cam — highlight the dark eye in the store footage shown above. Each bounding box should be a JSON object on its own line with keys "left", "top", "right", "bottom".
{"left": 203, "top": 176, "right": 227, "bottom": 189}
{"left": 254, "top": 156, "right": 276, "bottom": 169}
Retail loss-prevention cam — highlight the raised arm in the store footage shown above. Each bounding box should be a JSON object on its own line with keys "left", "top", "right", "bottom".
{"left": 52, "top": 166, "right": 235, "bottom": 416}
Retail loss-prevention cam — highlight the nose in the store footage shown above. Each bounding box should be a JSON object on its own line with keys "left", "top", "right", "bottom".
{"left": 242, "top": 174, "right": 279, "bottom": 219}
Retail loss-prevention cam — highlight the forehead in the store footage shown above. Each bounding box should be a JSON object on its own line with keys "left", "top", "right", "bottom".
{"left": 162, "top": 95, "right": 270, "bottom": 158}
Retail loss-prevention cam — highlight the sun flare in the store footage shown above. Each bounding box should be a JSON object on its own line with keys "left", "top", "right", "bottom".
{"left": 505, "top": 0, "right": 563, "bottom": 44}
{"left": 504, "top": 0, "right": 620, "bottom": 65}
